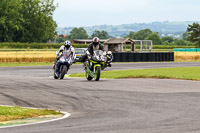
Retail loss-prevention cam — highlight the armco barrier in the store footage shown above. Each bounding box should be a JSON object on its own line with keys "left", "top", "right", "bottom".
{"left": 173, "top": 48, "right": 200, "bottom": 52}
{"left": 112, "top": 52, "right": 174, "bottom": 62}
{"left": 197, "top": 48, "right": 200, "bottom": 52}
{"left": 173, "top": 48, "right": 186, "bottom": 52}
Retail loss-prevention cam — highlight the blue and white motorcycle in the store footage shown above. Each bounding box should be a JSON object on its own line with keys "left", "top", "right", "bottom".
{"left": 53, "top": 51, "right": 73, "bottom": 79}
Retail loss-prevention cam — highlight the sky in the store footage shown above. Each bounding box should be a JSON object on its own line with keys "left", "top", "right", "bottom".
{"left": 53, "top": 0, "right": 200, "bottom": 27}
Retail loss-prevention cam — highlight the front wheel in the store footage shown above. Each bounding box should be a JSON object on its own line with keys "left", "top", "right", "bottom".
{"left": 60, "top": 65, "right": 68, "bottom": 79}
{"left": 95, "top": 66, "right": 101, "bottom": 81}
{"left": 54, "top": 72, "right": 58, "bottom": 79}
{"left": 86, "top": 72, "right": 93, "bottom": 81}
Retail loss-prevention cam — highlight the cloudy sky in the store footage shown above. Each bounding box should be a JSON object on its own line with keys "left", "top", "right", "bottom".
{"left": 53, "top": 0, "right": 200, "bottom": 27}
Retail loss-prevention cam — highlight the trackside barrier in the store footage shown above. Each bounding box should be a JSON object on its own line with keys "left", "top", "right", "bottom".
{"left": 112, "top": 52, "right": 174, "bottom": 62}
{"left": 173, "top": 48, "right": 200, "bottom": 52}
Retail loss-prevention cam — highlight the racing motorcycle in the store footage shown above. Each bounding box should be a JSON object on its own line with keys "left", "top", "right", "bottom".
{"left": 84, "top": 50, "right": 106, "bottom": 81}
{"left": 53, "top": 51, "right": 73, "bottom": 79}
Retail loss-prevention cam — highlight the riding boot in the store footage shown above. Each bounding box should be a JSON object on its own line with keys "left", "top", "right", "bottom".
{"left": 107, "top": 62, "right": 112, "bottom": 67}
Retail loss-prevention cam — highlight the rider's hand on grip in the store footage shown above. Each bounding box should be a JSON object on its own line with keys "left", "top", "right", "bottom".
{"left": 88, "top": 55, "right": 91, "bottom": 60}
{"left": 86, "top": 51, "right": 90, "bottom": 55}
{"left": 103, "top": 52, "right": 107, "bottom": 56}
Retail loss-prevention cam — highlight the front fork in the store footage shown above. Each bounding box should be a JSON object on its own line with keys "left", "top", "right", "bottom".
{"left": 85, "top": 61, "right": 94, "bottom": 71}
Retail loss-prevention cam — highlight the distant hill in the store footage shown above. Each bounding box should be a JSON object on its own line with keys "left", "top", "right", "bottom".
{"left": 57, "top": 21, "right": 200, "bottom": 38}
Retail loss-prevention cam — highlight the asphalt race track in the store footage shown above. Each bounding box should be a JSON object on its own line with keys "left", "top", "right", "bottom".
{"left": 0, "top": 62, "right": 200, "bottom": 133}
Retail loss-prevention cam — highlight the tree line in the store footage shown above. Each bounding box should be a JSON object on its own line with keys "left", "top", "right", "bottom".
{"left": 125, "top": 23, "right": 200, "bottom": 47}
{"left": 56, "top": 28, "right": 110, "bottom": 43}
{"left": 57, "top": 22, "right": 200, "bottom": 47}
{"left": 0, "top": 0, "right": 57, "bottom": 42}
{"left": 1, "top": 0, "right": 199, "bottom": 47}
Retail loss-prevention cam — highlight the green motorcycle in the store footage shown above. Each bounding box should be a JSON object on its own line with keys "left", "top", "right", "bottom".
{"left": 85, "top": 50, "right": 106, "bottom": 81}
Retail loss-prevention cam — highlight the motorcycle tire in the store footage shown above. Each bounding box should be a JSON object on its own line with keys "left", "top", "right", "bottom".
{"left": 54, "top": 72, "right": 58, "bottom": 79}
{"left": 60, "top": 65, "right": 67, "bottom": 79}
{"left": 86, "top": 72, "right": 93, "bottom": 81}
{"left": 95, "top": 66, "right": 101, "bottom": 81}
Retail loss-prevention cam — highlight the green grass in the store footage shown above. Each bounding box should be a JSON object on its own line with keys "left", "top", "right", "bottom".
{"left": 0, "top": 106, "right": 60, "bottom": 122}
{"left": 0, "top": 62, "right": 52, "bottom": 67}
{"left": 70, "top": 67, "right": 200, "bottom": 81}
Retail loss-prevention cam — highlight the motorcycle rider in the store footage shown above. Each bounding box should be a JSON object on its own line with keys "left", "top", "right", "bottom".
{"left": 80, "top": 37, "right": 104, "bottom": 63}
{"left": 106, "top": 51, "right": 113, "bottom": 67}
{"left": 53, "top": 40, "right": 75, "bottom": 71}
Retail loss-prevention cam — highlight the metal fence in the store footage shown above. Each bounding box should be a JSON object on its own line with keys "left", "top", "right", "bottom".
{"left": 112, "top": 52, "right": 174, "bottom": 62}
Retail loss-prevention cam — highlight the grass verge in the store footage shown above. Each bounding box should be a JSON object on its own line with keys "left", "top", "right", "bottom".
{"left": 70, "top": 67, "right": 200, "bottom": 81}
{"left": 0, "top": 62, "right": 52, "bottom": 67}
{"left": 0, "top": 106, "right": 61, "bottom": 122}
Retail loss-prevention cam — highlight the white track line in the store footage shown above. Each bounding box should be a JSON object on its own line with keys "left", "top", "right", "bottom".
{"left": 0, "top": 105, "right": 71, "bottom": 129}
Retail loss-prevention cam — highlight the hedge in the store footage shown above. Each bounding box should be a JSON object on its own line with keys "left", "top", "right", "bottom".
{"left": 0, "top": 43, "right": 88, "bottom": 49}
{"left": 152, "top": 45, "right": 196, "bottom": 49}
{"left": 124, "top": 45, "right": 197, "bottom": 49}
{"left": 0, "top": 43, "right": 197, "bottom": 50}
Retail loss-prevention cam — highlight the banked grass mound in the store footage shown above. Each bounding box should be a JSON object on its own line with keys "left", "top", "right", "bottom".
{"left": 70, "top": 67, "right": 200, "bottom": 81}
{"left": 0, "top": 106, "right": 61, "bottom": 122}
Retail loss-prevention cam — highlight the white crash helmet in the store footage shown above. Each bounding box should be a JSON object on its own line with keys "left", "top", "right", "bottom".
{"left": 107, "top": 51, "right": 112, "bottom": 55}
{"left": 64, "top": 40, "right": 71, "bottom": 49}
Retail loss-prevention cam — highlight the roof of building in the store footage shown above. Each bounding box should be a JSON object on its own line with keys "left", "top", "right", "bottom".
{"left": 104, "top": 38, "right": 135, "bottom": 44}
{"left": 56, "top": 34, "right": 68, "bottom": 38}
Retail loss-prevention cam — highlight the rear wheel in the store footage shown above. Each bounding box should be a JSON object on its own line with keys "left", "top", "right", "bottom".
{"left": 60, "top": 65, "right": 67, "bottom": 79}
{"left": 95, "top": 66, "right": 101, "bottom": 81}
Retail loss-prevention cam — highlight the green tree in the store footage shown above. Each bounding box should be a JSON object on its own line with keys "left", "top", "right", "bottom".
{"left": 101, "top": 30, "right": 109, "bottom": 39}
{"left": 91, "top": 30, "right": 101, "bottom": 38}
{"left": 56, "top": 37, "right": 65, "bottom": 43}
{"left": 68, "top": 27, "right": 88, "bottom": 41}
{"left": 173, "top": 39, "right": 188, "bottom": 45}
{"left": 134, "top": 29, "right": 153, "bottom": 40}
{"left": 162, "top": 36, "right": 174, "bottom": 43}
{"left": 20, "top": 0, "right": 57, "bottom": 42}
{"left": 187, "top": 22, "right": 200, "bottom": 47}
{"left": 145, "top": 32, "right": 162, "bottom": 45}
{"left": 91, "top": 30, "right": 109, "bottom": 39}
{"left": 125, "top": 31, "right": 135, "bottom": 39}
{"left": 182, "top": 32, "right": 190, "bottom": 41}
{"left": 0, "top": 0, "right": 57, "bottom": 42}
{"left": 0, "top": 0, "right": 23, "bottom": 42}
{"left": 126, "top": 29, "right": 152, "bottom": 40}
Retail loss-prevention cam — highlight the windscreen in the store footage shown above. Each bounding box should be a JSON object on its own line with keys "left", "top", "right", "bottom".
{"left": 94, "top": 50, "right": 103, "bottom": 56}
